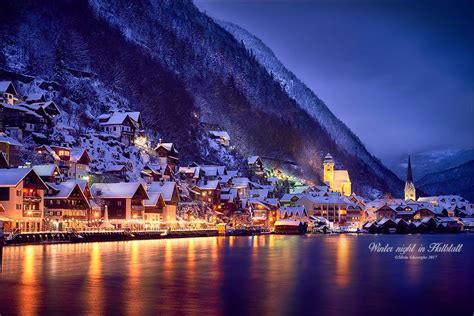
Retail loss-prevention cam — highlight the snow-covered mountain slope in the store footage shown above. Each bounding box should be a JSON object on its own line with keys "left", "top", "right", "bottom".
{"left": 416, "top": 160, "right": 474, "bottom": 201}
{"left": 0, "top": 0, "right": 403, "bottom": 197}
{"left": 218, "top": 21, "right": 400, "bottom": 187}
{"left": 390, "top": 148, "right": 474, "bottom": 181}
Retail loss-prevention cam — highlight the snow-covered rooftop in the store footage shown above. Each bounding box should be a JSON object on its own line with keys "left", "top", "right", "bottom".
{"left": 148, "top": 181, "right": 177, "bottom": 202}
{"left": 32, "top": 164, "right": 60, "bottom": 177}
{"left": 91, "top": 182, "right": 147, "bottom": 199}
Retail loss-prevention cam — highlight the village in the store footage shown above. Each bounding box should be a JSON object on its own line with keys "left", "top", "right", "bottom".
{"left": 0, "top": 80, "right": 473, "bottom": 244}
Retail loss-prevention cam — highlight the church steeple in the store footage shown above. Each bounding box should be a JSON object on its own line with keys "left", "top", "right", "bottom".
{"left": 404, "top": 155, "right": 416, "bottom": 201}
{"left": 406, "top": 155, "right": 413, "bottom": 183}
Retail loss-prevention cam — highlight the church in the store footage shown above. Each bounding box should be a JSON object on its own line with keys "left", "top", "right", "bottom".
{"left": 404, "top": 155, "right": 416, "bottom": 201}
{"left": 323, "top": 153, "right": 352, "bottom": 196}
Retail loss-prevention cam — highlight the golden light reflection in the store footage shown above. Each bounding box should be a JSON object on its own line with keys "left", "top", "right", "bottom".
{"left": 86, "top": 242, "right": 103, "bottom": 315}
{"left": 335, "top": 235, "right": 350, "bottom": 288}
{"left": 19, "top": 246, "right": 38, "bottom": 316}
{"left": 126, "top": 241, "right": 143, "bottom": 316}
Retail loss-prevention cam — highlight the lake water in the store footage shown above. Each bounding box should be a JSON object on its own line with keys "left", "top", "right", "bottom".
{"left": 0, "top": 235, "right": 473, "bottom": 315}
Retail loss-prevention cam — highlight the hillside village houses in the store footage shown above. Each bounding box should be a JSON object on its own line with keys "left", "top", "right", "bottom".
{"left": 0, "top": 79, "right": 473, "bottom": 234}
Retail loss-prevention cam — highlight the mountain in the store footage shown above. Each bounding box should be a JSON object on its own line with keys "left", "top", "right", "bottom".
{"left": 0, "top": 0, "right": 403, "bottom": 197}
{"left": 389, "top": 149, "right": 474, "bottom": 181}
{"left": 416, "top": 160, "right": 474, "bottom": 201}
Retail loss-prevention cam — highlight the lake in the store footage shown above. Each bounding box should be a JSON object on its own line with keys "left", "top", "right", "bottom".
{"left": 0, "top": 234, "right": 473, "bottom": 315}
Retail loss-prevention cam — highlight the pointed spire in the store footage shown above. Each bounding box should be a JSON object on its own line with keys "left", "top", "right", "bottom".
{"left": 406, "top": 155, "right": 413, "bottom": 183}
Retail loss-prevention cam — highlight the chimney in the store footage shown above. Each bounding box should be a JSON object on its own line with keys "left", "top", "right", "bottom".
{"left": 159, "top": 138, "right": 162, "bottom": 144}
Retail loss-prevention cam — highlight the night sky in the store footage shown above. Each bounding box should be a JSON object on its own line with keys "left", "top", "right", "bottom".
{"left": 195, "top": 0, "right": 474, "bottom": 164}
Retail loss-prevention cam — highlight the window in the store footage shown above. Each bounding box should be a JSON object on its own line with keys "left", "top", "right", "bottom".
{"left": 16, "top": 204, "right": 22, "bottom": 210}
{"left": 117, "top": 200, "right": 122, "bottom": 206}
{"left": 113, "top": 127, "right": 117, "bottom": 131}
{"left": 16, "top": 190, "right": 22, "bottom": 196}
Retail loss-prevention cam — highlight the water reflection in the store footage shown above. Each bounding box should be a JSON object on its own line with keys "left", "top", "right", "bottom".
{"left": 0, "top": 235, "right": 471, "bottom": 315}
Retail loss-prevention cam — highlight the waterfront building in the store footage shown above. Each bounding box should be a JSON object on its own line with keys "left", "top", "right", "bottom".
{"left": 323, "top": 153, "right": 352, "bottom": 196}
{"left": 144, "top": 191, "right": 166, "bottom": 228}
{"left": 44, "top": 181, "right": 90, "bottom": 231}
{"left": 0, "top": 168, "right": 48, "bottom": 232}
{"left": 191, "top": 179, "right": 221, "bottom": 209}
{"left": 90, "top": 182, "right": 149, "bottom": 229}
{"left": 148, "top": 181, "right": 179, "bottom": 224}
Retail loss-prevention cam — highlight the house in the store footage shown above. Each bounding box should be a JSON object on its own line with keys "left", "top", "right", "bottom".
{"left": 103, "top": 164, "right": 128, "bottom": 180}
{"left": 191, "top": 179, "right": 221, "bottom": 209}
{"left": 323, "top": 153, "right": 352, "bottom": 196}
{"left": 141, "top": 163, "right": 173, "bottom": 182}
{"left": 148, "top": 181, "right": 179, "bottom": 224}
{"left": 209, "top": 130, "right": 230, "bottom": 146}
{"left": 90, "top": 182, "right": 149, "bottom": 229}
{"left": 69, "top": 149, "right": 91, "bottom": 179}
{"left": 279, "top": 206, "right": 307, "bottom": 221}
{"left": 99, "top": 111, "right": 143, "bottom": 145}
{"left": 0, "top": 168, "right": 48, "bottom": 232}
{"left": 1, "top": 103, "right": 47, "bottom": 140}
{"left": 0, "top": 132, "right": 22, "bottom": 167}
{"left": 247, "top": 156, "right": 264, "bottom": 175}
{"left": 374, "top": 204, "right": 397, "bottom": 220}
{"left": 32, "top": 164, "right": 62, "bottom": 183}
{"left": 297, "top": 193, "right": 349, "bottom": 225}
{"left": 144, "top": 191, "right": 166, "bottom": 228}
{"left": 199, "top": 165, "right": 227, "bottom": 180}
{"left": 154, "top": 140, "right": 179, "bottom": 169}
{"left": 177, "top": 166, "right": 200, "bottom": 185}
{"left": 25, "top": 92, "right": 46, "bottom": 104}
{"left": 0, "top": 81, "right": 19, "bottom": 105}
{"left": 35, "top": 145, "right": 71, "bottom": 174}
{"left": 44, "top": 181, "right": 91, "bottom": 231}
{"left": 231, "top": 177, "right": 250, "bottom": 198}
{"left": 16, "top": 101, "right": 60, "bottom": 127}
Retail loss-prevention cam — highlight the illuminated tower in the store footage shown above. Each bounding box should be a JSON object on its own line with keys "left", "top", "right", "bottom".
{"left": 404, "top": 155, "right": 416, "bottom": 201}
{"left": 323, "top": 153, "right": 334, "bottom": 189}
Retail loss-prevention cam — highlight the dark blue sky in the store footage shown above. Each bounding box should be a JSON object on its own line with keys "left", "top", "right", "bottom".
{"left": 195, "top": 0, "right": 474, "bottom": 163}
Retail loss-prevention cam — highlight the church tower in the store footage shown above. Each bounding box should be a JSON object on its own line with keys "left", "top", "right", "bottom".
{"left": 323, "top": 153, "right": 334, "bottom": 189}
{"left": 404, "top": 155, "right": 416, "bottom": 201}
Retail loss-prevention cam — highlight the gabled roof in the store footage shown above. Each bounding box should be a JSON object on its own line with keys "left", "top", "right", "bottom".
{"left": 104, "top": 165, "right": 127, "bottom": 173}
{"left": 45, "top": 181, "right": 90, "bottom": 207}
{"left": 91, "top": 182, "right": 148, "bottom": 199}
{"left": 280, "top": 206, "right": 306, "bottom": 218}
{"left": 25, "top": 92, "right": 46, "bottom": 103}
{"left": 71, "top": 148, "right": 91, "bottom": 163}
{"left": 195, "top": 180, "right": 220, "bottom": 190}
{"left": 154, "top": 142, "right": 178, "bottom": 153}
{"left": 32, "top": 164, "right": 61, "bottom": 177}
{"left": 148, "top": 181, "right": 177, "bottom": 202}
{"left": 99, "top": 111, "right": 141, "bottom": 127}
{"left": 0, "top": 81, "right": 17, "bottom": 95}
{"left": 0, "top": 133, "right": 22, "bottom": 146}
{"left": 0, "top": 168, "right": 48, "bottom": 189}
{"left": 247, "top": 156, "right": 261, "bottom": 165}
{"left": 144, "top": 192, "right": 165, "bottom": 207}
{"left": 232, "top": 177, "right": 249, "bottom": 189}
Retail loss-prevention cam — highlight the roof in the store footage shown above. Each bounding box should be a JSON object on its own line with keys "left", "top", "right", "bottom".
{"left": 99, "top": 111, "right": 141, "bottom": 126}
{"left": 154, "top": 142, "right": 178, "bottom": 153}
{"left": 25, "top": 92, "right": 45, "bottom": 102}
{"left": 148, "top": 181, "right": 177, "bottom": 202}
{"left": 280, "top": 206, "right": 306, "bottom": 218}
{"left": 104, "top": 165, "right": 127, "bottom": 172}
{"left": 0, "top": 133, "right": 22, "bottom": 146}
{"left": 334, "top": 170, "right": 351, "bottom": 183}
{"left": 0, "top": 81, "right": 17, "bottom": 94}
{"left": 32, "top": 164, "right": 60, "bottom": 177}
{"left": 232, "top": 177, "right": 249, "bottom": 188}
{"left": 35, "top": 145, "right": 60, "bottom": 160}
{"left": 209, "top": 130, "right": 230, "bottom": 140}
{"left": 195, "top": 180, "right": 219, "bottom": 190}
{"left": 144, "top": 192, "right": 165, "bottom": 207}
{"left": 247, "top": 156, "right": 261, "bottom": 165}
{"left": 70, "top": 148, "right": 91, "bottom": 163}
{"left": 0, "top": 168, "right": 47, "bottom": 189}
{"left": 91, "top": 182, "right": 148, "bottom": 199}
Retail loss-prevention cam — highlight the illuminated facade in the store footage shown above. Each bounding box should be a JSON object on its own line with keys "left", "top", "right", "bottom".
{"left": 323, "top": 153, "right": 352, "bottom": 196}
{"left": 404, "top": 155, "right": 416, "bottom": 201}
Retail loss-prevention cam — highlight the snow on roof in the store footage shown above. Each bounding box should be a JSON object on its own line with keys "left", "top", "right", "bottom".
{"left": 232, "top": 177, "right": 249, "bottom": 188}
{"left": 99, "top": 111, "right": 140, "bottom": 126}
{"left": 0, "top": 168, "right": 47, "bottom": 189}
{"left": 249, "top": 189, "right": 269, "bottom": 198}
{"left": 148, "top": 181, "right": 176, "bottom": 201}
{"left": 0, "top": 81, "right": 16, "bottom": 94}
{"left": 45, "top": 181, "right": 88, "bottom": 206}
{"left": 1, "top": 103, "right": 43, "bottom": 119}
{"left": 377, "top": 218, "right": 395, "bottom": 226}
{"left": 0, "top": 133, "right": 22, "bottom": 146}
{"left": 195, "top": 180, "right": 219, "bottom": 190}
{"left": 32, "top": 164, "right": 60, "bottom": 177}
{"left": 0, "top": 168, "right": 32, "bottom": 186}
{"left": 91, "top": 182, "right": 148, "bottom": 199}
{"left": 144, "top": 192, "right": 164, "bottom": 206}
{"left": 227, "top": 170, "right": 239, "bottom": 177}
{"left": 70, "top": 148, "right": 90, "bottom": 163}
{"left": 280, "top": 193, "right": 302, "bottom": 202}
{"left": 209, "top": 130, "right": 230, "bottom": 140}
{"left": 280, "top": 206, "right": 306, "bottom": 218}
{"left": 154, "top": 142, "right": 178, "bottom": 153}
{"left": 36, "top": 145, "right": 60, "bottom": 161}
{"left": 25, "top": 92, "right": 45, "bottom": 102}
{"left": 104, "top": 165, "right": 127, "bottom": 172}
{"left": 291, "top": 186, "right": 309, "bottom": 194}
{"left": 247, "top": 156, "right": 261, "bottom": 165}
{"left": 302, "top": 193, "right": 347, "bottom": 205}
